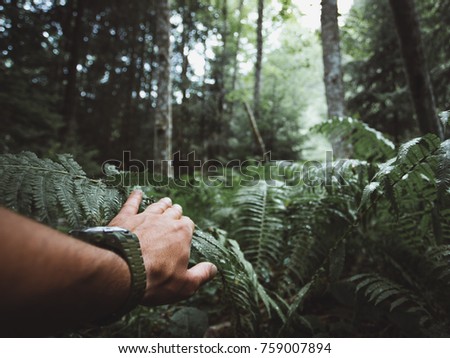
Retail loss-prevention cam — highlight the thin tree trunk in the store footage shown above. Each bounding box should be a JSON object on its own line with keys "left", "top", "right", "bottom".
{"left": 143, "top": 18, "right": 154, "bottom": 110}
{"left": 229, "top": 0, "right": 245, "bottom": 116}
{"left": 63, "top": 0, "right": 84, "bottom": 143}
{"left": 213, "top": 0, "right": 229, "bottom": 158}
{"left": 51, "top": 0, "right": 66, "bottom": 94}
{"left": 254, "top": 0, "right": 264, "bottom": 122}
{"left": 122, "top": 19, "right": 138, "bottom": 153}
{"left": 154, "top": 0, "right": 173, "bottom": 176}
{"left": 321, "top": 0, "right": 345, "bottom": 119}
{"left": 389, "top": 0, "right": 443, "bottom": 140}
{"left": 218, "top": 0, "right": 228, "bottom": 116}
{"left": 321, "top": 0, "right": 346, "bottom": 157}
{"left": 180, "top": 0, "right": 191, "bottom": 103}
{"left": 244, "top": 101, "right": 267, "bottom": 161}
{"left": 201, "top": 55, "right": 208, "bottom": 161}
{"left": 175, "top": 2, "right": 192, "bottom": 157}
{"left": 9, "top": 0, "right": 20, "bottom": 65}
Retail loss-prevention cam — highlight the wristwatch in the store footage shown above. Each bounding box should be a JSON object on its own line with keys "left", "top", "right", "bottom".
{"left": 69, "top": 226, "right": 147, "bottom": 325}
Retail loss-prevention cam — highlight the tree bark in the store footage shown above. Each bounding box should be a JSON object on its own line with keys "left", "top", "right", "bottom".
{"left": 389, "top": 0, "right": 444, "bottom": 139}
{"left": 321, "top": 0, "right": 345, "bottom": 119}
{"left": 63, "top": 0, "right": 85, "bottom": 143}
{"left": 218, "top": 0, "right": 228, "bottom": 116}
{"left": 244, "top": 101, "right": 267, "bottom": 161}
{"left": 254, "top": 0, "right": 264, "bottom": 122}
{"left": 9, "top": 0, "right": 20, "bottom": 65}
{"left": 122, "top": 17, "right": 138, "bottom": 153}
{"left": 214, "top": 0, "right": 229, "bottom": 158}
{"left": 154, "top": 0, "right": 173, "bottom": 176}
{"left": 321, "top": 0, "right": 348, "bottom": 158}
{"left": 180, "top": 0, "right": 191, "bottom": 104}
{"left": 229, "top": 0, "right": 245, "bottom": 117}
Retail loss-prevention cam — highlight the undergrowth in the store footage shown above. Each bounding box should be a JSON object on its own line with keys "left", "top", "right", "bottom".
{"left": 1, "top": 117, "right": 450, "bottom": 337}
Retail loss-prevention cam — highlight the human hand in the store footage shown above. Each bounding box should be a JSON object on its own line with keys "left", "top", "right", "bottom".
{"left": 108, "top": 190, "right": 217, "bottom": 305}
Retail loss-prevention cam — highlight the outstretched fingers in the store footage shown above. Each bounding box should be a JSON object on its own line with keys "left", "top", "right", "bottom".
{"left": 117, "top": 190, "right": 143, "bottom": 217}
{"left": 184, "top": 262, "right": 218, "bottom": 295}
{"left": 145, "top": 197, "right": 173, "bottom": 214}
{"left": 164, "top": 204, "right": 183, "bottom": 219}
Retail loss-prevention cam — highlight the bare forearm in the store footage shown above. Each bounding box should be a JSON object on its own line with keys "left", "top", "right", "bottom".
{"left": 0, "top": 191, "right": 217, "bottom": 336}
{"left": 0, "top": 208, "right": 131, "bottom": 336}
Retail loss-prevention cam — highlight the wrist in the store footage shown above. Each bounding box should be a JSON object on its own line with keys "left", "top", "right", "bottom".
{"left": 69, "top": 227, "right": 146, "bottom": 325}
{"left": 78, "top": 246, "right": 131, "bottom": 324}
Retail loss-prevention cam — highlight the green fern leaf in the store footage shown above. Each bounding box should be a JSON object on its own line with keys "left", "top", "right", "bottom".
{"left": 359, "top": 182, "right": 380, "bottom": 209}
{"left": 191, "top": 229, "right": 284, "bottom": 335}
{"left": 0, "top": 152, "right": 122, "bottom": 227}
{"left": 56, "top": 154, "right": 86, "bottom": 176}
{"left": 232, "top": 181, "right": 286, "bottom": 282}
{"left": 313, "top": 117, "right": 396, "bottom": 161}
{"left": 350, "top": 273, "right": 430, "bottom": 321}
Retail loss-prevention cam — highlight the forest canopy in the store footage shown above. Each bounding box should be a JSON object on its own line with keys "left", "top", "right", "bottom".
{"left": 1, "top": 0, "right": 321, "bottom": 170}
{"left": 1, "top": 0, "right": 448, "bottom": 169}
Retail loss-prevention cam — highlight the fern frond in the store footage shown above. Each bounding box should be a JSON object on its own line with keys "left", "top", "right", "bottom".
{"left": 56, "top": 175, "right": 82, "bottom": 227}
{"left": 0, "top": 152, "right": 122, "bottom": 226}
{"left": 191, "top": 229, "right": 284, "bottom": 336}
{"left": 281, "top": 186, "right": 353, "bottom": 292}
{"left": 360, "top": 134, "right": 441, "bottom": 210}
{"left": 425, "top": 245, "right": 450, "bottom": 284}
{"left": 357, "top": 134, "right": 444, "bottom": 254}
{"left": 32, "top": 174, "right": 58, "bottom": 223}
{"left": 56, "top": 154, "right": 87, "bottom": 176}
{"left": 396, "top": 134, "right": 441, "bottom": 170}
{"left": 349, "top": 273, "right": 430, "bottom": 320}
{"left": 232, "top": 181, "right": 287, "bottom": 283}
{"left": 313, "top": 117, "right": 396, "bottom": 161}
{"left": 278, "top": 282, "right": 314, "bottom": 336}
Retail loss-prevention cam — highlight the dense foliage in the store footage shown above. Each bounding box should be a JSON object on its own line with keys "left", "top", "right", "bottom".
{"left": 0, "top": 0, "right": 310, "bottom": 170}
{"left": 342, "top": 0, "right": 450, "bottom": 143}
{"left": 2, "top": 118, "right": 450, "bottom": 337}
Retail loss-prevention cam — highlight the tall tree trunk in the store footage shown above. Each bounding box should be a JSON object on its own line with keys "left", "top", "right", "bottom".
{"left": 254, "top": 0, "right": 264, "bottom": 122}
{"left": 218, "top": 0, "right": 228, "bottom": 116}
{"left": 244, "top": 102, "right": 267, "bottom": 161}
{"left": 212, "top": 0, "right": 229, "bottom": 159}
{"left": 229, "top": 0, "right": 245, "bottom": 117}
{"left": 51, "top": 0, "right": 66, "bottom": 94}
{"left": 389, "top": 0, "right": 444, "bottom": 140}
{"left": 9, "top": 0, "right": 21, "bottom": 66}
{"left": 154, "top": 0, "right": 173, "bottom": 176}
{"left": 143, "top": 17, "right": 155, "bottom": 158}
{"left": 320, "top": 0, "right": 346, "bottom": 157}
{"left": 63, "top": 0, "right": 85, "bottom": 143}
{"left": 321, "top": 0, "right": 345, "bottom": 118}
{"left": 122, "top": 19, "right": 138, "bottom": 153}
{"left": 180, "top": 0, "right": 191, "bottom": 104}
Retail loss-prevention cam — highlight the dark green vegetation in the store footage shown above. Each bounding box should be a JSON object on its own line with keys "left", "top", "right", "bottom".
{"left": 0, "top": 0, "right": 309, "bottom": 169}
{"left": 1, "top": 118, "right": 450, "bottom": 337}
{"left": 342, "top": 0, "right": 450, "bottom": 143}
{"left": 1, "top": 0, "right": 450, "bottom": 337}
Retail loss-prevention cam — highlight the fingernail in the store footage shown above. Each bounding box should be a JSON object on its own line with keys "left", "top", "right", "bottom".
{"left": 210, "top": 264, "right": 218, "bottom": 277}
{"left": 161, "top": 197, "right": 172, "bottom": 205}
{"left": 133, "top": 189, "right": 143, "bottom": 195}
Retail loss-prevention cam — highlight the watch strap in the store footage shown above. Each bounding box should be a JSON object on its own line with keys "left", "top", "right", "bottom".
{"left": 69, "top": 227, "right": 146, "bottom": 325}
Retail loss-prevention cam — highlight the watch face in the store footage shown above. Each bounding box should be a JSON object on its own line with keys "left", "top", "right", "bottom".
{"left": 83, "top": 226, "right": 129, "bottom": 234}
